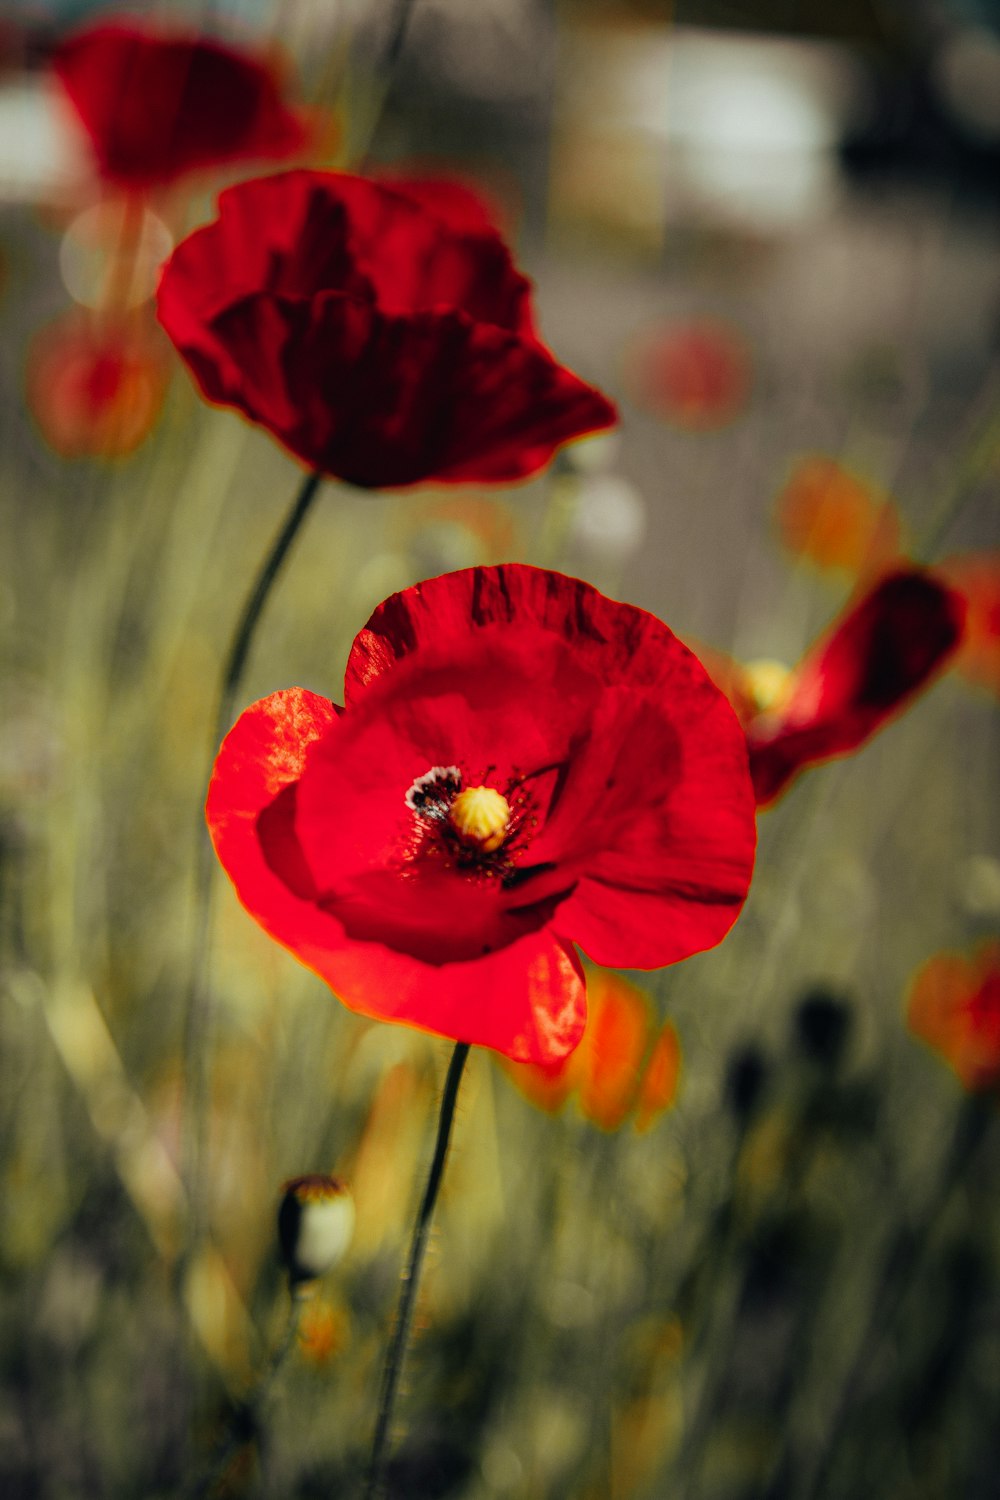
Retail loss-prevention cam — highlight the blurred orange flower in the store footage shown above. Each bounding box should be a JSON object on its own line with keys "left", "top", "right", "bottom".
{"left": 502, "top": 968, "right": 680, "bottom": 1131}
{"left": 775, "top": 455, "right": 904, "bottom": 576}
{"left": 937, "top": 553, "right": 1000, "bottom": 700}
{"left": 298, "top": 1297, "right": 350, "bottom": 1364}
{"left": 907, "top": 941, "right": 1000, "bottom": 1093}
{"left": 624, "top": 319, "right": 751, "bottom": 430}
{"left": 27, "top": 312, "right": 168, "bottom": 458}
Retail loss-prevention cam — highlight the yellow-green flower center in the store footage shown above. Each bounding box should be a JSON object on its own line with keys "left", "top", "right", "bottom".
{"left": 448, "top": 786, "right": 510, "bottom": 853}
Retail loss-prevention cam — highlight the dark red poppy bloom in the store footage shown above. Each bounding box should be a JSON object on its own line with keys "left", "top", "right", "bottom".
{"left": 156, "top": 171, "right": 617, "bottom": 488}
{"left": 53, "top": 21, "right": 308, "bottom": 190}
{"left": 207, "top": 565, "right": 756, "bottom": 1062}
{"left": 746, "top": 568, "right": 966, "bottom": 805}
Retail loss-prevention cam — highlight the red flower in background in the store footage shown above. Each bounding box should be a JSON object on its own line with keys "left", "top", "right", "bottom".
{"left": 53, "top": 21, "right": 309, "bottom": 190}
{"left": 157, "top": 171, "right": 616, "bottom": 488}
{"left": 907, "top": 941, "right": 1000, "bottom": 1094}
{"left": 207, "top": 565, "right": 756, "bottom": 1062}
{"left": 502, "top": 966, "right": 681, "bottom": 1130}
{"left": 700, "top": 568, "right": 966, "bottom": 806}
{"left": 27, "top": 312, "right": 169, "bottom": 458}
{"left": 625, "top": 319, "right": 751, "bottom": 430}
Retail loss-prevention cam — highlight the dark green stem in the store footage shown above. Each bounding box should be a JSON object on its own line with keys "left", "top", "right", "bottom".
{"left": 214, "top": 469, "right": 323, "bottom": 752}
{"left": 363, "top": 1042, "right": 471, "bottom": 1500}
{"left": 181, "top": 469, "right": 324, "bottom": 1251}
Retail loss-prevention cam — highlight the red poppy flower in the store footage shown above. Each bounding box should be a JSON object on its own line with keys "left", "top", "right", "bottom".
{"left": 207, "top": 565, "right": 756, "bottom": 1063}
{"left": 502, "top": 966, "right": 681, "bottom": 1129}
{"left": 53, "top": 21, "right": 308, "bottom": 191}
{"left": 156, "top": 171, "right": 617, "bottom": 488}
{"left": 907, "top": 941, "right": 1000, "bottom": 1093}
{"left": 625, "top": 319, "right": 751, "bottom": 430}
{"left": 748, "top": 570, "right": 965, "bottom": 804}
{"left": 27, "top": 311, "right": 169, "bottom": 458}
{"left": 700, "top": 569, "right": 966, "bottom": 806}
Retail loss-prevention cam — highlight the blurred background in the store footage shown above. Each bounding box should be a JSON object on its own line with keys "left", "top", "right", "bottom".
{"left": 0, "top": 0, "right": 998, "bottom": 1496}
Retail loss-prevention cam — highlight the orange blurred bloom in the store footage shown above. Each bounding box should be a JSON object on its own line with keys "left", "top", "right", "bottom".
{"left": 27, "top": 312, "right": 168, "bottom": 458}
{"left": 624, "top": 319, "right": 751, "bottom": 430}
{"left": 937, "top": 553, "right": 1000, "bottom": 700}
{"left": 501, "top": 968, "right": 680, "bottom": 1131}
{"left": 907, "top": 941, "right": 1000, "bottom": 1093}
{"left": 775, "top": 456, "right": 904, "bottom": 576}
{"left": 298, "top": 1297, "right": 350, "bottom": 1364}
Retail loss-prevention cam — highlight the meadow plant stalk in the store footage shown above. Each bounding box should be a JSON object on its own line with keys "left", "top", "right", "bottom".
{"left": 363, "top": 1041, "right": 471, "bottom": 1500}
{"left": 181, "top": 468, "right": 324, "bottom": 1251}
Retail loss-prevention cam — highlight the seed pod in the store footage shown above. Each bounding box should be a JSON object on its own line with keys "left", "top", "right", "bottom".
{"left": 277, "top": 1175, "right": 355, "bottom": 1285}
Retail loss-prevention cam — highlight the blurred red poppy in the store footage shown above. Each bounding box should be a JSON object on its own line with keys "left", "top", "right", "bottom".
{"left": 157, "top": 171, "right": 616, "bottom": 488}
{"left": 207, "top": 565, "right": 756, "bottom": 1063}
{"left": 53, "top": 21, "right": 308, "bottom": 191}
{"left": 699, "top": 569, "right": 965, "bottom": 806}
{"left": 502, "top": 966, "right": 681, "bottom": 1129}
{"left": 625, "top": 319, "right": 751, "bottom": 430}
{"left": 937, "top": 553, "right": 1000, "bottom": 701}
{"left": 907, "top": 941, "right": 1000, "bottom": 1093}
{"left": 27, "top": 312, "right": 169, "bottom": 458}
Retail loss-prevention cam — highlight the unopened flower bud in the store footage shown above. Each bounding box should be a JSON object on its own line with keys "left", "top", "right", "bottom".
{"left": 278, "top": 1174, "right": 354, "bottom": 1285}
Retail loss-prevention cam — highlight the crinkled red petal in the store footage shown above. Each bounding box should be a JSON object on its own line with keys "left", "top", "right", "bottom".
{"left": 158, "top": 170, "right": 534, "bottom": 331}
{"left": 54, "top": 23, "right": 307, "bottom": 189}
{"left": 748, "top": 569, "right": 966, "bottom": 805}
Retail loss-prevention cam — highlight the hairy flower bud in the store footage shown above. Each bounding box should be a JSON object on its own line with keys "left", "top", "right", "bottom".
{"left": 277, "top": 1175, "right": 355, "bottom": 1285}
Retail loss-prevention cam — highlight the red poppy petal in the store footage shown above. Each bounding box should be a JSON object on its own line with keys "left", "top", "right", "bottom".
{"left": 937, "top": 552, "right": 1000, "bottom": 699}
{"left": 207, "top": 688, "right": 586, "bottom": 1062}
{"left": 348, "top": 564, "right": 693, "bottom": 701}
{"left": 547, "top": 685, "right": 757, "bottom": 968}
{"left": 748, "top": 569, "right": 966, "bottom": 805}
{"left": 163, "top": 287, "right": 615, "bottom": 487}
{"left": 159, "top": 170, "right": 532, "bottom": 331}
{"left": 54, "top": 23, "right": 307, "bottom": 189}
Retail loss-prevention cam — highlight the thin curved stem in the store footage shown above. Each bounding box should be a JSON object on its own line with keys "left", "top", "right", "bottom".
{"left": 363, "top": 1041, "right": 471, "bottom": 1500}
{"left": 214, "top": 468, "right": 323, "bottom": 751}
{"left": 181, "top": 469, "right": 324, "bottom": 1251}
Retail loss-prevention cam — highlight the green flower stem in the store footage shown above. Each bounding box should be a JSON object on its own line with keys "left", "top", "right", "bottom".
{"left": 363, "top": 1041, "right": 471, "bottom": 1500}
{"left": 181, "top": 468, "right": 324, "bottom": 1251}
